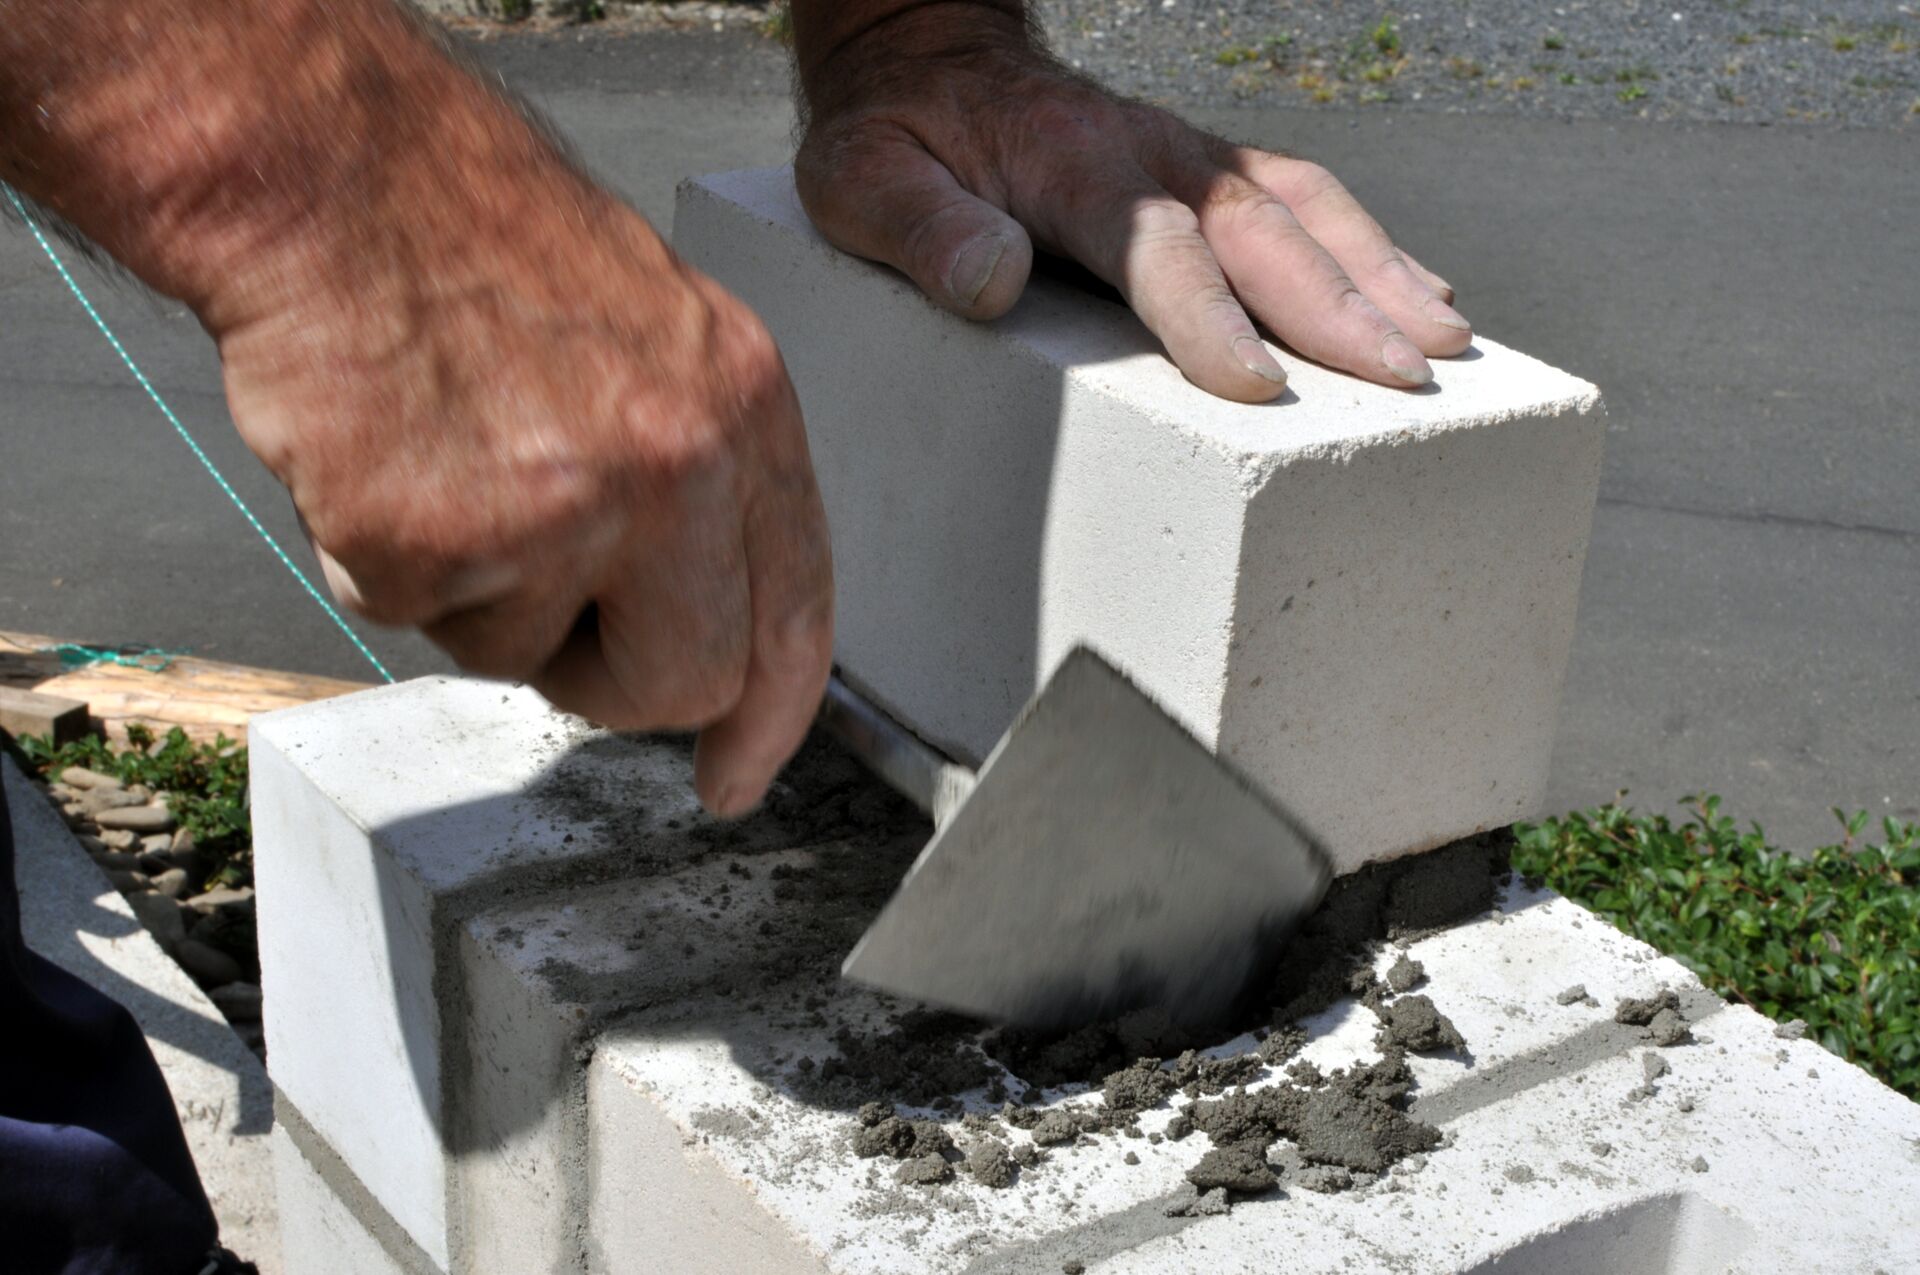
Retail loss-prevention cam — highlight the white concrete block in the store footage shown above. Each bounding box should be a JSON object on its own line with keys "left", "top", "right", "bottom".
{"left": 271, "top": 1128, "right": 413, "bottom": 1275}
{"left": 261, "top": 682, "right": 1920, "bottom": 1275}
{"left": 250, "top": 677, "right": 709, "bottom": 1270}
{"left": 572, "top": 879, "right": 1916, "bottom": 1274}
{"left": 586, "top": 1051, "right": 831, "bottom": 1275}
{"left": 271, "top": 1121, "right": 440, "bottom": 1275}
{"left": 674, "top": 167, "right": 1607, "bottom": 874}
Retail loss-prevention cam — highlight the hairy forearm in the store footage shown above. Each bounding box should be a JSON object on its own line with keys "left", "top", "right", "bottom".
{"left": 789, "top": 0, "right": 1032, "bottom": 107}
{"left": 0, "top": 0, "right": 604, "bottom": 329}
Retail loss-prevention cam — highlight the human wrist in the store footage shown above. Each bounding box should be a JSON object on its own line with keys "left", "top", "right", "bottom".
{"left": 793, "top": 1, "right": 1034, "bottom": 116}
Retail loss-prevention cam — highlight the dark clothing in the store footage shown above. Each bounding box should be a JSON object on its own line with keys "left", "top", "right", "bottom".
{"left": 0, "top": 774, "right": 217, "bottom": 1274}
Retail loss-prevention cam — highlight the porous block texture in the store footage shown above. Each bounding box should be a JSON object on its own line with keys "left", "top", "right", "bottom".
{"left": 271, "top": 1123, "right": 434, "bottom": 1275}
{"left": 251, "top": 678, "right": 709, "bottom": 1270}
{"left": 258, "top": 681, "right": 1919, "bottom": 1274}
{"left": 674, "top": 167, "right": 1607, "bottom": 874}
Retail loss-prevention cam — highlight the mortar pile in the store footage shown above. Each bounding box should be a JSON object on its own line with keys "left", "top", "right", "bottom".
{"left": 815, "top": 835, "right": 1514, "bottom": 1208}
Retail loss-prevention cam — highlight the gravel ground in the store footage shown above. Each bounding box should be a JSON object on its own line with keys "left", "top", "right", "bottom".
{"left": 1038, "top": 0, "right": 1920, "bottom": 126}
{"left": 448, "top": 1, "right": 1920, "bottom": 128}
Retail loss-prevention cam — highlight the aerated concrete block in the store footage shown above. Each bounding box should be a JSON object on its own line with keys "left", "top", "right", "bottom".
{"left": 251, "top": 677, "right": 711, "bottom": 1271}
{"left": 674, "top": 167, "right": 1607, "bottom": 874}
{"left": 533, "top": 867, "right": 1920, "bottom": 1275}
{"left": 259, "top": 681, "right": 1919, "bottom": 1275}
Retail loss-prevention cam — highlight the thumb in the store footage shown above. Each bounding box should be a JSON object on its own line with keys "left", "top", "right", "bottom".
{"left": 796, "top": 129, "right": 1033, "bottom": 320}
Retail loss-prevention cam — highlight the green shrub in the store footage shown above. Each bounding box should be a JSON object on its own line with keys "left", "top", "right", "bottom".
{"left": 21, "top": 725, "right": 253, "bottom": 888}
{"left": 1514, "top": 796, "right": 1919, "bottom": 1099}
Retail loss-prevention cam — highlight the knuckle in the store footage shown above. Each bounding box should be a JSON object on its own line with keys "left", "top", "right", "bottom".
{"left": 1288, "top": 159, "right": 1337, "bottom": 193}
{"left": 1283, "top": 161, "right": 1351, "bottom": 215}
{"left": 766, "top": 595, "right": 835, "bottom": 680}
{"left": 797, "top": 121, "right": 894, "bottom": 198}
{"left": 1373, "top": 245, "right": 1411, "bottom": 275}
{"left": 621, "top": 397, "right": 742, "bottom": 498}
{"left": 709, "top": 310, "right": 794, "bottom": 422}
{"left": 1196, "top": 289, "right": 1253, "bottom": 329}
{"left": 1129, "top": 198, "right": 1204, "bottom": 246}
{"left": 1337, "top": 283, "right": 1390, "bottom": 327}
{"left": 1197, "top": 178, "right": 1284, "bottom": 233}
{"left": 660, "top": 656, "right": 749, "bottom": 730}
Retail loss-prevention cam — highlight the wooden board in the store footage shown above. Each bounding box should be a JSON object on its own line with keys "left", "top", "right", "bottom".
{"left": 0, "top": 686, "right": 91, "bottom": 747}
{"left": 0, "top": 630, "right": 372, "bottom": 746}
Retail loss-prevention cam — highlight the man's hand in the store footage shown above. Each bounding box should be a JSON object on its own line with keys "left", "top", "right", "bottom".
{"left": 219, "top": 189, "right": 833, "bottom": 819}
{"left": 793, "top": 4, "right": 1469, "bottom": 401}
{"left": 2, "top": 0, "right": 832, "bottom": 816}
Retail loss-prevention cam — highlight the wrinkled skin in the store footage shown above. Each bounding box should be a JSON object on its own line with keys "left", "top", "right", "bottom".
{"left": 795, "top": 6, "right": 1470, "bottom": 400}
{"left": 213, "top": 164, "right": 835, "bottom": 819}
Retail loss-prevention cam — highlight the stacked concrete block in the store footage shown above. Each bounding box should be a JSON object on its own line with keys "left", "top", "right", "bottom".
{"left": 254, "top": 178, "right": 1915, "bottom": 1275}
{"left": 673, "top": 167, "right": 1607, "bottom": 875}
{"left": 251, "top": 678, "right": 711, "bottom": 1271}
{"left": 256, "top": 680, "right": 1920, "bottom": 1275}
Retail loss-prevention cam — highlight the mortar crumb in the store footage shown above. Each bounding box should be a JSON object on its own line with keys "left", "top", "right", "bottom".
{"left": 1648, "top": 1007, "right": 1692, "bottom": 1046}
{"left": 1374, "top": 994, "right": 1466, "bottom": 1053}
{"left": 1292, "top": 1163, "right": 1354, "bottom": 1194}
{"left": 1613, "top": 987, "right": 1678, "bottom": 1026}
{"left": 1165, "top": 1185, "right": 1232, "bottom": 1217}
{"left": 966, "top": 1141, "right": 1016, "bottom": 1188}
{"left": 896, "top": 1153, "right": 952, "bottom": 1185}
{"left": 1187, "top": 1144, "right": 1277, "bottom": 1193}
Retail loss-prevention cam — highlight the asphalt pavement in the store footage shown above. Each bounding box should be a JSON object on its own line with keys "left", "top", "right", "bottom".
{"left": 1, "top": 28, "right": 1913, "bottom": 850}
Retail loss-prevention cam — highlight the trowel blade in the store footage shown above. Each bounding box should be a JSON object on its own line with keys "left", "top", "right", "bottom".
{"left": 842, "top": 646, "right": 1332, "bottom": 1032}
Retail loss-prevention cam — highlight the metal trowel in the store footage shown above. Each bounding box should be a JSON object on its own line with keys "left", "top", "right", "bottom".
{"left": 817, "top": 646, "right": 1332, "bottom": 1032}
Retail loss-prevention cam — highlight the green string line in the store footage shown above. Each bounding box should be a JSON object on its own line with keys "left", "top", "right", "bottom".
{"left": 42, "top": 643, "right": 182, "bottom": 673}
{"left": 3, "top": 181, "right": 394, "bottom": 684}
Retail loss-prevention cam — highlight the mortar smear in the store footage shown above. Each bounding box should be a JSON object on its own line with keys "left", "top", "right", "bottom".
{"left": 811, "top": 832, "right": 1509, "bottom": 1208}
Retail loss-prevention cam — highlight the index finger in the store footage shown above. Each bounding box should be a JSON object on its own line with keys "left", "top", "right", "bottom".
{"left": 691, "top": 375, "right": 835, "bottom": 818}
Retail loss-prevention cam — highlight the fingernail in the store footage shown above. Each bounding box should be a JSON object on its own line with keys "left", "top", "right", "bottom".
{"left": 947, "top": 234, "right": 1008, "bottom": 307}
{"left": 709, "top": 781, "right": 737, "bottom": 818}
{"left": 315, "top": 551, "right": 367, "bottom": 610}
{"left": 1382, "top": 334, "right": 1432, "bottom": 385}
{"left": 1422, "top": 296, "right": 1472, "bottom": 331}
{"left": 1233, "top": 336, "right": 1288, "bottom": 386}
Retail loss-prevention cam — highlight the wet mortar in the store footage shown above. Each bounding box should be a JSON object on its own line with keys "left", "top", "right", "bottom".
{"left": 800, "top": 827, "right": 1513, "bottom": 1209}
{"left": 509, "top": 732, "right": 1702, "bottom": 1221}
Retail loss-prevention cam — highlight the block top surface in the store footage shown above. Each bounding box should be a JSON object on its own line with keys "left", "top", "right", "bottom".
{"left": 681, "top": 167, "right": 1602, "bottom": 472}
{"left": 252, "top": 677, "right": 707, "bottom": 895}
{"left": 262, "top": 681, "right": 1916, "bottom": 1272}
{"left": 505, "top": 867, "right": 1918, "bottom": 1274}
